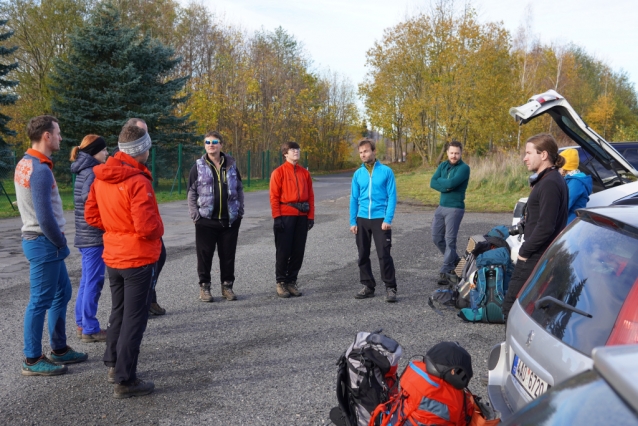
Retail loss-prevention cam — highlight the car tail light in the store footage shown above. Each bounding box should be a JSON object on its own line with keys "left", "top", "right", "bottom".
{"left": 607, "top": 278, "right": 638, "bottom": 346}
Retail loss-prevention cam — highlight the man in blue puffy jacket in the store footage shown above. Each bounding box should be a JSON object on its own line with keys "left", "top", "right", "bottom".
{"left": 350, "top": 139, "right": 398, "bottom": 303}
{"left": 430, "top": 141, "right": 470, "bottom": 286}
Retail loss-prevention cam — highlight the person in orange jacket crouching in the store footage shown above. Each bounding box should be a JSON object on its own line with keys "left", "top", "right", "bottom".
{"left": 269, "top": 141, "right": 315, "bottom": 298}
{"left": 85, "top": 123, "right": 164, "bottom": 399}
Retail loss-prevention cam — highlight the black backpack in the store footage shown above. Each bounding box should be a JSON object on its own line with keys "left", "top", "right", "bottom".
{"left": 329, "top": 331, "right": 403, "bottom": 426}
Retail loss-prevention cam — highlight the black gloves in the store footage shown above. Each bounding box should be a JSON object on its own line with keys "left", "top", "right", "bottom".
{"left": 307, "top": 219, "right": 314, "bottom": 231}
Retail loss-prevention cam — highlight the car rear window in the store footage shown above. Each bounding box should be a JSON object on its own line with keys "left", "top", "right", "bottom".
{"left": 518, "top": 217, "right": 638, "bottom": 355}
{"left": 583, "top": 154, "right": 617, "bottom": 181}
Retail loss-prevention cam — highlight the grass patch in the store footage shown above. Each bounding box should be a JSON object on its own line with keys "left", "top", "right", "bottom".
{"left": 392, "top": 153, "right": 531, "bottom": 213}
{"left": 0, "top": 177, "right": 272, "bottom": 219}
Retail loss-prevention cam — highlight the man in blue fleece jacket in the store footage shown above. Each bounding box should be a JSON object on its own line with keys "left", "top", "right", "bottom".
{"left": 430, "top": 141, "right": 470, "bottom": 285}
{"left": 14, "top": 115, "right": 88, "bottom": 376}
{"left": 350, "top": 138, "right": 398, "bottom": 303}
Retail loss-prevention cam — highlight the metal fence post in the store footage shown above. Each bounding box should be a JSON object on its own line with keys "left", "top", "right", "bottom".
{"left": 247, "top": 150, "right": 251, "bottom": 188}
{"left": 266, "top": 150, "right": 270, "bottom": 177}
{"left": 304, "top": 151, "right": 308, "bottom": 169}
{"left": 151, "top": 146, "right": 157, "bottom": 189}
{"left": 178, "top": 143, "right": 183, "bottom": 194}
{"left": 261, "top": 151, "right": 265, "bottom": 180}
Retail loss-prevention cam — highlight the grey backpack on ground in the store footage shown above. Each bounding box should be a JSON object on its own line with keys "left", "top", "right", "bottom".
{"left": 329, "top": 330, "right": 403, "bottom": 426}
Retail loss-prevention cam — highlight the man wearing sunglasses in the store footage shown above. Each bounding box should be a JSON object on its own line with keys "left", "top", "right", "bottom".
{"left": 188, "top": 131, "right": 244, "bottom": 303}
{"left": 269, "top": 141, "right": 315, "bottom": 298}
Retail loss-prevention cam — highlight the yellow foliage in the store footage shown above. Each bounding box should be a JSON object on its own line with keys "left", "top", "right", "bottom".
{"left": 585, "top": 93, "right": 616, "bottom": 139}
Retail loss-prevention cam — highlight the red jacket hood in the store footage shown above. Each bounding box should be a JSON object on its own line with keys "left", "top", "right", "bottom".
{"left": 94, "top": 151, "right": 152, "bottom": 184}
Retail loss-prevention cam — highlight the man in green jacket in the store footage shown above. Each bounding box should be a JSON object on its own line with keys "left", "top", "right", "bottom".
{"left": 430, "top": 141, "right": 470, "bottom": 285}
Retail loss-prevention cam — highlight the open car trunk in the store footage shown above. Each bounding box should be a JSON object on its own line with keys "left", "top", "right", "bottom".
{"left": 509, "top": 90, "right": 638, "bottom": 189}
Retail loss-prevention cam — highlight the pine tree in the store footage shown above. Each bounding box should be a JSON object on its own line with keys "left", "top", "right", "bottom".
{"left": 0, "top": 19, "right": 18, "bottom": 181}
{"left": 50, "top": 3, "right": 196, "bottom": 152}
{"left": 0, "top": 19, "right": 18, "bottom": 148}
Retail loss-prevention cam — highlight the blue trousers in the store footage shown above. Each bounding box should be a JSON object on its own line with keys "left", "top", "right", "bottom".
{"left": 75, "top": 246, "right": 105, "bottom": 334}
{"left": 22, "top": 237, "right": 72, "bottom": 358}
{"left": 432, "top": 206, "right": 465, "bottom": 274}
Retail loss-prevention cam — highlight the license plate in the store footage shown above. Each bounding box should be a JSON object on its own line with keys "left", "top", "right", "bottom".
{"left": 511, "top": 355, "right": 550, "bottom": 398}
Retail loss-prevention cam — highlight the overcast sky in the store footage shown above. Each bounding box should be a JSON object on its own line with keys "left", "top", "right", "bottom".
{"left": 195, "top": 0, "right": 637, "bottom": 93}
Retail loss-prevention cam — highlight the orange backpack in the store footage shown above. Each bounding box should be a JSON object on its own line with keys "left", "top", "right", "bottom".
{"left": 369, "top": 359, "right": 473, "bottom": 426}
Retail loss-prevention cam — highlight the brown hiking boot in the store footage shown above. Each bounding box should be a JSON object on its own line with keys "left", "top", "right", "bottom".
{"left": 276, "top": 282, "right": 290, "bottom": 298}
{"left": 107, "top": 367, "right": 116, "bottom": 384}
{"left": 81, "top": 329, "right": 107, "bottom": 343}
{"left": 221, "top": 282, "right": 237, "bottom": 301}
{"left": 199, "top": 283, "right": 213, "bottom": 302}
{"left": 287, "top": 281, "right": 302, "bottom": 297}
{"left": 76, "top": 326, "right": 82, "bottom": 339}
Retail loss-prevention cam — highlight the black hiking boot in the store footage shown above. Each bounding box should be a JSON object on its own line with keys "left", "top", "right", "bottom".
{"left": 354, "top": 286, "right": 375, "bottom": 299}
{"left": 385, "top": 287, "right": 397, "bottom": 303}
{"left": 437, "top": 273, "right": 449, "bottom": 286}
{"left": 113, "top": 378, "right": 155, "bottom": 399}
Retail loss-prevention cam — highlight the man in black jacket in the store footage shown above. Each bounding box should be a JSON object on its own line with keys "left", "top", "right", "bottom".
{"left": 502, "top": 133, "right": 568, "bottom": 319}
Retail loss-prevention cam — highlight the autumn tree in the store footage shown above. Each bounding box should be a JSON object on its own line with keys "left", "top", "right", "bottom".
{"left": 175, "top": 7, "right": 359, "bottom": 175}
{"left": 0, "top": 0, "right": 92, "bottom": 147}
{"left": 360, "top": 2, "right": 520, "bottom": 163}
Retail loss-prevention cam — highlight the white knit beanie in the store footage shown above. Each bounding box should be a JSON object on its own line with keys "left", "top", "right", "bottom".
{"left": 118, "top": 132, "right": 152, "bottom": 157}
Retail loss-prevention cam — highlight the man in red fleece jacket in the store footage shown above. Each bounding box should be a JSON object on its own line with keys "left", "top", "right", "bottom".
{"left": 269, "top": 141, "right": 315, "bottom": 298}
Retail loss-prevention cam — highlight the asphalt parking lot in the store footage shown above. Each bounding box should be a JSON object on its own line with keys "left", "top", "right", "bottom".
{"left": 0, "top": 173, "right": 511, "bottom": 425}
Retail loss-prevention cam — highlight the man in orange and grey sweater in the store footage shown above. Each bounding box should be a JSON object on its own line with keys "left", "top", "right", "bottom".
{"left": 269, "top": 141, "right": 315, "bottom": 298}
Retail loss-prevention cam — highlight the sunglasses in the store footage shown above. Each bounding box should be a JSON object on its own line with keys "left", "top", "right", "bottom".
{"left": 205, "top": 139, "right": 221, "bottom": 145}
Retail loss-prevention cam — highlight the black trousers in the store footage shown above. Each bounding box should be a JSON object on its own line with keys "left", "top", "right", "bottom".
{"left": 356, "top": 217, "right": 397, "bottom": 289}
{"left": 104, "top": 263, "right": 155, "bottom": 384}
{"left": 274, "top": 215, "right": 308, "bottom": 283}
{"left": 502, "top": 252, "right": 542, "bottom": 317}
{"left": 149, "top": 239, "right": 166, "bottom": 305}
{"left": 195, "top": 218, "right": 241, "bottom": 284}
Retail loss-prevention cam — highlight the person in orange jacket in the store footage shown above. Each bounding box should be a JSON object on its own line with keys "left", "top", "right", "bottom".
{"left": 269, "top": 141, "right": 315, "bottom": 298}
{"left": 85, "top": 123, "right": 163, "bottom": 399}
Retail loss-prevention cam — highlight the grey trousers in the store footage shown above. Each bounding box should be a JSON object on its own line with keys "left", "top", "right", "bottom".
{"left": 431, "top": 206, "right": 465, "bottom": 274}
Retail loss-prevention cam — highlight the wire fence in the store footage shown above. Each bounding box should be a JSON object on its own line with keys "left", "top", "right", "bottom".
{"left": 0, "top": 150, "right": 17, "bottom": 211}
{"left": 150, "top": 144, "right": 311, "bottom": 193}
{"left": 0, "top": 145, "right": 318, "bottom": 211}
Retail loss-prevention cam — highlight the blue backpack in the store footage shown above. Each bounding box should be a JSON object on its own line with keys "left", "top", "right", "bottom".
{"left": 458, "top": 247, "right": 513, "bottom": 324}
